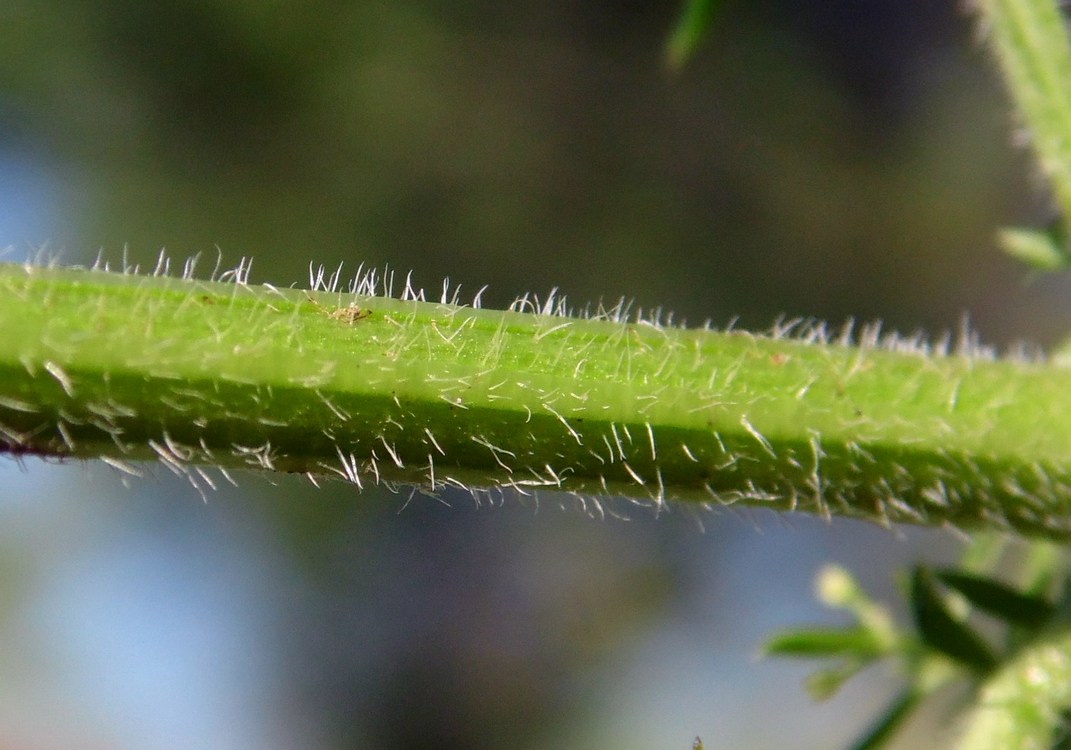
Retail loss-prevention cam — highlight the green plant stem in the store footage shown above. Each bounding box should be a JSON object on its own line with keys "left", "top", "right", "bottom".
{"left": 2, "top": 261, "right": 1071, "bottom": 536}
{"left": 977, "top": 0, "right": 1071, "bottom": 222}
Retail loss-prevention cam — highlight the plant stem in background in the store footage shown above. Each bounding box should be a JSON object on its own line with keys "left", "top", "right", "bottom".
{"left": 2, "top": 260, "right": 1071, "bottom": 537}
{"left": 977, "top": 0, "right": 1071, "bottom": 267}
{"left": 978, "top": 0, "right": 1071, "bottom": 218}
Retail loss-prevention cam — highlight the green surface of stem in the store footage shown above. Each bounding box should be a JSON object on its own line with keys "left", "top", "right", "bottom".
{"left": 3, "top": 262, "right": 1071, "bottom": 537}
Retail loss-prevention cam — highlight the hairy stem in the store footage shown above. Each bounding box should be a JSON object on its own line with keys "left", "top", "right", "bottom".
{"left": 2, "top": 261, "right": 1071, "bottom": 536}
{"left": 976, "top": 0, "right": 1071, "bottom": 222}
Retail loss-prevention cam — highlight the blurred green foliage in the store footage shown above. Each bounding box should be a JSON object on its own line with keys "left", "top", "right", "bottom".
{"left": 0, "top": 1, "right": 1050, "bottom": 340}
{"left": 666, "top": 0, "right": 722, "bottom": 70}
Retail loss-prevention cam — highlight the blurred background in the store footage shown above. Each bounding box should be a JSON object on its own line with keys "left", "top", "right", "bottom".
{"left": 0, "top": 1, "right": 1063, "bottom": 748}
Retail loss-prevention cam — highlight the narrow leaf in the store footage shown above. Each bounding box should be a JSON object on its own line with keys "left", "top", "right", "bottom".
{"left": 763, "top": 627, "right": 883, "bottom": 659}
{"left": 848, "top": 690, "right": 919, "bottom": 750}
{"left": 804, "top": 662, "right": 864, "bottom": 701}
{"left": 911, "top": 567, "right": 998, "bottom": 673}
{"left": 937, "top": 569, "right": 1056, "bottom": 629}
{"left": 998, "top": 226, "right": 1070, "bottom": 272}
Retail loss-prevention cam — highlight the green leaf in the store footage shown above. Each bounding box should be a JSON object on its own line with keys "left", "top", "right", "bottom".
{"left": 910, "top": 567, "right": 998, "bottom": 673}
{"left": 666, "top": 0, "right": 722, "bottom": 71}
{"left": 998, "top": 226, "right": 1070, "bottom": 271}
{"left": 763, "top": 626, "right": 884, "bottom": 659}
{"left": 847, "top": 690, "right": 919, "bottom": 750}
{"left": 936, "top": 569, "right": 1056, "bottom": 630}
{"left": 804, "top": 662, "right": 864, "bottom": 701}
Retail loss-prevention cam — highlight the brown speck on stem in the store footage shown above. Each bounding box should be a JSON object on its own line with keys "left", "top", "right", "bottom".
{"left": 304, "top": 292, "right": 372, "bottom": 324}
